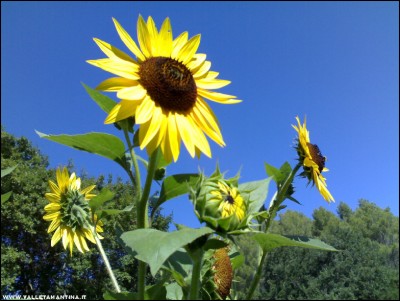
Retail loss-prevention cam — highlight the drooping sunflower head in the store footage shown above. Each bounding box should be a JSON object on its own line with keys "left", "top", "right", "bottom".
{"left": 292, "top": 116, "right": 334, "bottom": 203}
{"left": 192, "top": 168, "right": 247, "bottom": 233}
{"left": 87, "top": 15, "right": 241, "bottom": 163}
{"left": 43, "top": 167, "right": 104, "bottom": 255}
{"left": 202, "top": 247, "right": 233, "bottom": 300}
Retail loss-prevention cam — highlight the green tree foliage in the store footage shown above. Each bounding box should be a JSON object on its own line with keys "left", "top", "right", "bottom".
{"left": 1, "top": 128, "right": 171, "bottom": 298}
{"left": 255, "top": 204, "right": 399, "bottom": 300}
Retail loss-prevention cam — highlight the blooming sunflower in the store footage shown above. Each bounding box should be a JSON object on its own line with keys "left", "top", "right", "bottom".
{"left": 210, "top": 181, "right": 246, "bottom": 221}
{"left": 87, "top": 15, "right": 241, "bottom": 162}
{"left": 292, "top": 116, "right": 334, "bottom": 203}
{"left": 43, "top": 167, "right": 104, "bottom": 255}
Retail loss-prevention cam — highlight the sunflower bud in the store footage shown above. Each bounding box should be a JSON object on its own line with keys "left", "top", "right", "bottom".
{"left": 192, "top": 168, "right": 247, "bottom": 233}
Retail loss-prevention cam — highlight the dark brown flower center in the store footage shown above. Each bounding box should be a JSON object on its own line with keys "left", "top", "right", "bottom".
{"left": 225, "top": 194, "right": 235, "bottom": 205}
{"left": 307, "top": 143, "right": 326, "bottom": 173}
{"left": 138, "top": 57, "right": 197, "bottom": 113}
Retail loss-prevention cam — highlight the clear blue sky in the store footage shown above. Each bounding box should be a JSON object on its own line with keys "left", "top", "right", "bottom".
{"left": 2, "top": 2, "right": 399, "bottom": 228}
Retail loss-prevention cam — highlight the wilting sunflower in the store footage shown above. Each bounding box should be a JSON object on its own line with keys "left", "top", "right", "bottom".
{"left": 43, "top": 167, "right": 104, "bottom": 255}
{"left": 292, "top": 116, "right": 334, "bottom": 203}
{"left": 87, "top": 15, "right": 240, "bottom": 162}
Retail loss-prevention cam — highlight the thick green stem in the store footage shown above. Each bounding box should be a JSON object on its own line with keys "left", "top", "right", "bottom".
{"left": 188, "top": 249, "right": 204, "bottom": 300}
{"left": 123, "top": 129, "right": 141, "bottom": 198}
{"left": 93, "top": 228, "right": 121, "bottom": 293}
{"left": 246, "top": 251, "right": 267, "bottom": 300}
{"left": 137, "top": 148, "right": 160, "bottom": 299}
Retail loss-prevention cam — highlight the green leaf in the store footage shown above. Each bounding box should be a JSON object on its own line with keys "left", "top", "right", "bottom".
{"left": 203, "top": 238, "right": 228, "bottom": 251}
{"left": 98, "top": 205, "right": 134, "bottom": 217}
{"left": 1, "top": 165, "right": 17, "bottom": 178}
{"left": 265, "top": 162, "right": 292, "bottom": 185}
{"left": 252, "top": 233, "right": 337, "bottom": 253}
{"left": 36, "top": 131, "right": 127, "bottom": 170}
{"left": 89, "top": 188, "right": 115, "bottom": 212}
{"left": 1, "top": 191, "right": 12, "bottom": 203}
{"left": 264, "top": 163, "right": 281, "bottom": 183}
{"left": 239, "top": 177, "right": 272, "bottom": 215}
{"left": 120, "top": 227, "right": 214, "bottom": 275}
{"left": 230, "top": 251, "right": 245, "bottom": 270}
{"left": 145, "top": 282, "right": 168, "bottom": 300}
{"left": 151, "top": 173, "right": 200, "bottom": 219}
{"left": 162, "top": 249, "right": 192, "bottom": 287}
{"left": 82, "top": 83, "right": 117, "bottom": 114}
{"left": 166, "top": 282, "right": 184, "bottom": 300}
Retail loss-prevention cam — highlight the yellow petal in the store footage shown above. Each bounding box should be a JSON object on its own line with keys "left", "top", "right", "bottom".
{"left": 47, "top": 218, "right": 61, "bottom": 233}
{"left": 177, "top": 34, "right": 201, "bottom": 65}
{"left": 73, "top": 233, "right": 84, "bottom": 253}
{"left": 175, "top": 114, "right": 196, "bottom": 157}
{"left": 81, "top": 185, "right": 96, "bottom": 196}
{"left": 48, "top": 180, "right": 60, "bottom": 195}
{"left": 172, "top": 32, "right": 188, "bottom": 59}
{"left": 195, "top": 78, "right": 231, "bottom": 90}
{"left": 158, "top": 17, "right": 173, "bottom": 57}
{"left": 193, "top": 61, "right": 211, "bottom": 79}
{"left": 51, "top": 227, "right": 62, "bottom": 247}
{"left": 44, "top": 202, "right": 61, "bottom": 212}
{"left": 87, "top": 58, "right": 140, "bottom": 80}
{"left": 92, "top": 38, "right": 136, "bottom": 63}
{"left": 117, "top": 84, "right": 147, "bottom": 101}
{"left": 140, "top": 106, "right": 163, "bottom": 148}
{"left": 45, "top": 192, "right": 60, "bottom": 203}
{"left": 187, "top": 53, "right": 207, "bottom": 71}
{"left": 186, "top": 115, "right": 211, "bottom": 158}
{"left": 197, "top": 89, "right": 241, "bottom": 104}
{"left": 83, "top": 228, "right": 96, "bottom": 244}
{"left": 135, "top": 97, "right": 155, "bottom": 124}
{"left": 166, "top": 112, "right": 181, "bottom": 162}
{"left": 112, "top": 18, "right": 146, "bottom": 62}
{"left": 96, "top": 77, "right": 138, "bottom": 92}
{"left": 191, "top": 98, "right": 225, "bottom": 146}
{"left": 105, "top": 99, "right": 141, "bottom": 124}
{"left": 43, "top": 211, "right": 61, "bottom": 221}
{"left": 204, "top": 71, "right": 219, "bottom": 80}
{"left": 137, "top": 15, "right": 152, "bottom": 58}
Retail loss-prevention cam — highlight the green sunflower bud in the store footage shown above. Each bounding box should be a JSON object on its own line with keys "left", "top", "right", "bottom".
{"left": 192, "top": 168, "right": 247, "bottom": 233}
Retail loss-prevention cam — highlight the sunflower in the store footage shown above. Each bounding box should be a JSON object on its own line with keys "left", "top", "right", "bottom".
{"left": 292, "top": 116, "right": 334, "bottom": 203}
{"left": 43, "top": 167, "right": 104, "bottom": 255}
{"left": 210, "top": 181, "right": 246, "bottom": 221}
{"left": 87, "top": 15, "right": 240, "bottom": 162}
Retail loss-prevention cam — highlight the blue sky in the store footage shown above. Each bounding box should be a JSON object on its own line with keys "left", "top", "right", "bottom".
{"left": 2, "top": 1, "right": 399, "bottom": 229}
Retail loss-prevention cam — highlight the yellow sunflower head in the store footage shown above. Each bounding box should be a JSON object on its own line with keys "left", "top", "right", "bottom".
{"left": 87, "top": 15, "right": 241, "bottom": 163}
{"left": 43, "top": 167, "right": 104, "bottom": 255}
{"left": 292, "top": 116, "right": 334, "bottom": 203}
{"left": 192, "top": 168, "right": 247, "bottom": 233}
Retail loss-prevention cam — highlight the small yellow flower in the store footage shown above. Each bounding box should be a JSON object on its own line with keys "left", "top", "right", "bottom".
{"left": 210, "top": 181, "right": 245, "bottom": 221}
{"left": 43, "top": 167, "right": 104, "bottom": 255}
{"left": 292, "top": 116, "right": 334, "bottom": 203}
{"left": 87, "top": 15, "right": 241, "bottom": 162}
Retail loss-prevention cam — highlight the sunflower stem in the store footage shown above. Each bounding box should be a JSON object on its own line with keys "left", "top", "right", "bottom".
{"left": 123, "top": 129, "right": 141, "bottom": 199}
{"left": 93, "top": 228, "right": 121, "bottom": 293}
{"left": 188, "top": 248, "right": 204, "bottom": 300}
{"left": 137, "top": 148, "right": 160, "bottom": 299}
{"left": 246, "top": 251, "right": 267, "bottom": 300}
{"left": 264, "top": 162, "right": 302, "bottom": 232}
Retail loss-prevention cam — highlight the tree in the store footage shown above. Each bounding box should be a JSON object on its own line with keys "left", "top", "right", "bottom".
{"left": 1, "top": 127, "right": 172, "bottom": 297}
{"left": 259, "top": 204, "right": 399, "bottom": 300}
